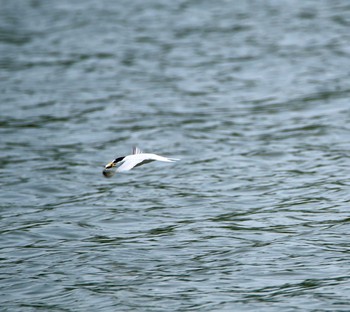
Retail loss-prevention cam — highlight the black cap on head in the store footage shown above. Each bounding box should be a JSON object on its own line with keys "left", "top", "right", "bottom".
{"left": 113, "top": 156, "right": 125, "bottom": 164}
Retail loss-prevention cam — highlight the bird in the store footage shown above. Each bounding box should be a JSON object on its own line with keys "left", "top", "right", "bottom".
{"left": 102, "top": 146, "right": 179, "bottom": 178}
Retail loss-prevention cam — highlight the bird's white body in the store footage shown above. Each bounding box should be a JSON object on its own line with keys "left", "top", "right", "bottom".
{"left": 117, "top": 153, "right": 176, "bottom": 172}
{"left": 103, "top": 147, "right": 178, "bottom": 177}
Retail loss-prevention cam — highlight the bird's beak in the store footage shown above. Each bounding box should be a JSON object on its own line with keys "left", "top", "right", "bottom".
{"left": 105, "top": 161, "right": 116, "bottom": 169}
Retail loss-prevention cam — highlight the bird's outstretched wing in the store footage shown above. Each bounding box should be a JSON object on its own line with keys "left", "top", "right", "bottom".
{"left": 117, "top": 155, "right": 150, "bottom": 172}
{"left": 132, "top": 146, "right": 142, "bottom": 154}
{"left": 116, "top": 153, "right": 178, "bottom": 172}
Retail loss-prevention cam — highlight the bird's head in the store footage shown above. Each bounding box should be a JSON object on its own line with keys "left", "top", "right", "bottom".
{"left": 102, "top": 156, "right": 125, "bottom": 178}
{"left": 104, "top": 156, "right": 125, "bottom": 169}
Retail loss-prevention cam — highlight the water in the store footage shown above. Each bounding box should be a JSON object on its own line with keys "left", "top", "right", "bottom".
{"left": 1, "top": 0, "right": 350, "bottom": 311}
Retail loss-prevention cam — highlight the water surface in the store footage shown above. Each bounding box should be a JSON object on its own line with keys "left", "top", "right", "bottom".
{"left": 1, "top": 1, "right": 350, "bottom": 311}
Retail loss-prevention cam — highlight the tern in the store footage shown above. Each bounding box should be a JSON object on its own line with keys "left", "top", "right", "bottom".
{"left": 103, "top": 147, "right": 179, "bottom": 177}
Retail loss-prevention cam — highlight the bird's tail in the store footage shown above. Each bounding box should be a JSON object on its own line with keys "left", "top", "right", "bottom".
{"left": 168, "top": 158, "right": 180, "bottom": 162}
{"left": 163, "top": 157, "right": 180, "bottom": 162}
{"left": 154, "top": 155, "right": 180, "bottom": 162}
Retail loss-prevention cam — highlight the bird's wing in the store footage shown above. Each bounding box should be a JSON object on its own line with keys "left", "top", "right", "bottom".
{"left": 132, "top": 146, "right": 142, "bottom": 154}
{"left": 116, "top": 154, "right": 151, "bottom": 171}
{"left": 116, "top": 153, "right": 178, "bottom": 172}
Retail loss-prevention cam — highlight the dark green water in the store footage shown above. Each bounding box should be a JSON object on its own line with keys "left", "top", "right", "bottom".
{"left": 1, "top": 1, "right": 350, "bottom": 311}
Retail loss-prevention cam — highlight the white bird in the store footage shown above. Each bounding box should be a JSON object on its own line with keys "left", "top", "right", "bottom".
{"left": 103, "top": 147, "right": 179, "bottom": 177}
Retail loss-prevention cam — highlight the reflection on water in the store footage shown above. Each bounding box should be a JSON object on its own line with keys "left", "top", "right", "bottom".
{"left": 1, "top": 0, "right": 350, "bottom": 311}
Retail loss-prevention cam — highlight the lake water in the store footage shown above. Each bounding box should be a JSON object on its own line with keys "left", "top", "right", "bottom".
{"left": 1, "top": 1, "right": 350, "bottom": 311}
